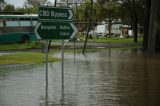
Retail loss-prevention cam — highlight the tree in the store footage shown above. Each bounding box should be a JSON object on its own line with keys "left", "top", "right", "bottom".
{"left": 3, "top": 4, "right": 15, "bottom": 12}
{"left": 148, "top": 0, "right": 159, "bottom": 56}
{"left": 76, "top": 1, "right": 97, "bottom": 31}
{"left": 75, "top": 0, "right": 95, "bottom": 53}
{"left": 104, "top": 1, "right": 121, "bottom": 37}
{"left": 24, "top": 0, "right": 47, "bottom": 8}
{"left": 143, "top": 0, "right": 151, "bottom": 51}
{"left": 119, "top": 0, "right": 142, "bottom": 42}
{"left": 96, "top": 0, "right": 122, "bottom": 37}
{"left": 23, "top": 0, "right": 53, "bottom": 14}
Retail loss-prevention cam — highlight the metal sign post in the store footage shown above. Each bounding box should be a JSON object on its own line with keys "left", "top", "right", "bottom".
{"left": 45, "top": 40, "right": 49, "bottom": 86}
{"left": 61, "top": 39, "right": 64, "bottom": 93}
{"left": 109, "top": 41, "right": 111, "bottom": 59}
{"left": 35, "top": 7, "right": 77, "bottom": 104}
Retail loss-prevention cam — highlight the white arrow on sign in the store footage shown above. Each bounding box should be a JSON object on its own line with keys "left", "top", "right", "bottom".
{"left": 68, "top": 10, "right": 73, "bottom": 20}
{"left": 70, "top": 23, "right": 77, "bottom": 38}
{"left": 35, "top": 22, "right": 42, "bottom": 39}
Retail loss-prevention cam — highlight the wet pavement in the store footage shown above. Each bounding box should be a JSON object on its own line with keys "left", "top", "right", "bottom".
{"left": 0, "top": 49, "right": 160, "bottom": 106}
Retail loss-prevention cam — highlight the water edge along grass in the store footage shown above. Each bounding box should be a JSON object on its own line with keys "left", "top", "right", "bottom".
{"left": 0, "top": 52, "right": 60, "bottom": 65}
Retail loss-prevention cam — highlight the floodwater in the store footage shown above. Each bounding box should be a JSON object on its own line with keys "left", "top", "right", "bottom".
{"left": 0, "top": 49, "right": 160, "bottom": 106}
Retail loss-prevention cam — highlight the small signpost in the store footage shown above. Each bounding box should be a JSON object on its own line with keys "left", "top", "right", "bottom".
{"left": 35, "top": 6, "right": 77, "bottom": 40}
{"left": 35, "top": 7, "right": 77, "bottom": 91}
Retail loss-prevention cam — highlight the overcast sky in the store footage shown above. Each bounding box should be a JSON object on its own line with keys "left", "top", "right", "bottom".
{"left": 5, "top": 0, "right": 55, "bottom": 8}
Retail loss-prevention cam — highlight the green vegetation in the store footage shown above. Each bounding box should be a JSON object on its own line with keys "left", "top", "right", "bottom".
{"left": 0, "top": 42, "right": 43, "bottom": 50}
{"left": 0, "top": 37, "right": 143, "bottom": 51}
{"left": 0, "top": 52, "right": 60, "bottom": 64}
{"left": 0, "top": 38, "right": 142, "bottom": 65}
{"left": 91, "top": 37, "right": 143, "bottom": 43}
{"left": 75, "top": 35, "right": 143, "bottom": 43}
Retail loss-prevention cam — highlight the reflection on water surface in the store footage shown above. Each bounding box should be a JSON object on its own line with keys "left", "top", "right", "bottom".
{"left": 0, "top": 49, "right": 160, "bottom": 106}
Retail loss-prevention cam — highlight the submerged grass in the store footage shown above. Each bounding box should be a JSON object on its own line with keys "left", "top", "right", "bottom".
{"left": 0, "top": 52, "right": 60, "bottom": 65}
{"left": 0, "top": 42, "right": 43, "bottom": 50}
{"left": 0, "top": 46, "right": 142, "bottom": 65}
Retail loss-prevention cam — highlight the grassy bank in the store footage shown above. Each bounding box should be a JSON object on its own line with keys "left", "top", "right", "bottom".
{"left": 0, "top": 37, "right": 143, "bottom": 51}
{"left": 74, "top": 34, "right": 143, "bottom": 43}
{"left": 0, "top": 52, "right": 60, "bottom": 65}
{"left": 86, "top": 36, "right": 143, "bottom": 43}
{"left": 0, "top": 42, "right": 43, "bottom": 50}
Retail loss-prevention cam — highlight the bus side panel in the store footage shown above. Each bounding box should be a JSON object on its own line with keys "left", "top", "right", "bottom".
{"left": 0, "top": 32, "right": 38, "bottom": 43}
{"left": 0, "top": 27, "right": 37, "bottom": 43}
{"left": 28, "top": 32, "right": 37, "bottom": 41}
{"left": 0, "top": 33, "right": 22, "bottom": 43}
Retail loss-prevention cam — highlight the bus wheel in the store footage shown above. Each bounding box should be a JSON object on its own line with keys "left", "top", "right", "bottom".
{"left": 21, "top": 35, "right": 29, "bottom": 44}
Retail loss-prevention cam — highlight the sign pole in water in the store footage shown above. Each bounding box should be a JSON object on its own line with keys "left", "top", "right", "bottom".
{"left": 36, "top": 6, "right": 77, "bottom": 39}
{"left": 35, "top": 7, "right": 77, "bottom": 91}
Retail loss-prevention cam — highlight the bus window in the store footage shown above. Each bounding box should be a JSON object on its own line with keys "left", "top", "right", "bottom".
{"left": 20, "top": 21, "right": 32, "bottom": 26}
{"left": 6, "top": 20, "right": 19, "bottom": 26}
{"left": 4, "top": 17, "right": 19, "bottom": 27}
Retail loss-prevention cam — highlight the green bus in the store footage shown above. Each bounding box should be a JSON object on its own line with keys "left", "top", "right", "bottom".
{"left": 0, "top": 14, "right": 38, "bottom": 43}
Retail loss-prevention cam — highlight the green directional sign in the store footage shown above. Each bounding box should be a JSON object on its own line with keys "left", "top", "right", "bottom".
{"left": 39, "top": 7, "right": 74, "bottom": 21}
{"left": 35, "top": 22, "right": 77, "bottom": 39}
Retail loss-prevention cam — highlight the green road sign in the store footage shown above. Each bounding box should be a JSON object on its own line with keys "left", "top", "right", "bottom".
{"left": 39, "top": 7, "right": 74, "bottom": 21}
{"left": 35, "top": 22, "right": 77, "bottom": 39}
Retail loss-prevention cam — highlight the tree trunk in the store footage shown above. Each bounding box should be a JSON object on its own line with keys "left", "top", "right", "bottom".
{"left": 148, "top": 0, "right": 158, "bottom": 56}
{"left": 143, "top": 0, "right": 151, "bottom": 52}
{"left": 131, "top": 12, "right": 138, "bottom": 43}
{"left": 133, "top": 22, "right": 138, "bottom": 42}
{"left": 83, "top": 0, "right": 93, "bottom": 54}
{"left": 108, "top": 17, "right": 112, "bottom": 37}
{"left": 132, "top": 0, "right": 138, "bottom": 43}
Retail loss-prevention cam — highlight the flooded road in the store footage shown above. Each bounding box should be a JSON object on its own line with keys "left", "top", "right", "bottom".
{"left": 0, "top": 49, "right": 160, "bottom": 106}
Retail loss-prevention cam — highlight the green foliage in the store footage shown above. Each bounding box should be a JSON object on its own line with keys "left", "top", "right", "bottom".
{"left": 119, "top": 0, "right": 145, "bottom": 25}
{"left": 3, "top": 4, "right": 15, "bottom": 12}
{"left": 91, "top": 36, "right": 143, "bottom": 43}
{"left": 24, "top": 0, "right": 47, "bottom": 8}
{"left": 74, "top": 34, "right": 143, "bottom": 43}
{"left": 16, "top": 6, "right": 38, "bottom": 14}
{"left": 0, "top": 42, "right": 43, "bottom": 50}
{"left": 25, "top": 7, "right": 38, "bottom": 14}
{"left": 22, "top": 0, "right": 48, "bottom": 13}
{"left": 77, "top": 1, "right": 92, "bottom": 21}
{"left": 0, "top": 52, "right": 60, "bottom": 64}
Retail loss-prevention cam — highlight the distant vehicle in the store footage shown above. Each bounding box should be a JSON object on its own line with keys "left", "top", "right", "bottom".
{"left": 111, "top": 24, "right": 122, "bottom": 35}
{"left": 96, "top": 23, "right": 122, "bottom": 36}
{"left": 0, "top": 14, "right": 38, "bottom": 43}
{"left": 96, "top": 24, "right": 109, "bottom": 36}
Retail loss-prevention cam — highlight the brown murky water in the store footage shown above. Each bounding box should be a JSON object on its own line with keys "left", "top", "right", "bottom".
{"left": 0, "top": 49, "right": 160, "bottom": 106}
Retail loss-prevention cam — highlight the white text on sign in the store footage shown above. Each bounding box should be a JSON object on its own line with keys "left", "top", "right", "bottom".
{"left": 39, "top": 10, "right": 68, "bottom": 19}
